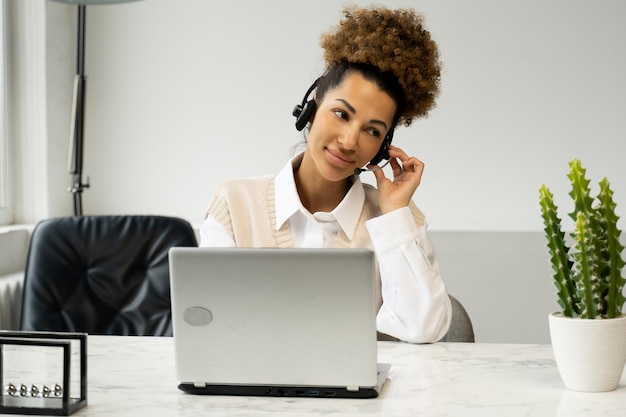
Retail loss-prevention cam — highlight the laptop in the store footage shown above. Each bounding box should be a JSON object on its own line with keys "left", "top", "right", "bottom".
{"left": 168, "top": 247, "right": 390, "bottom": 399}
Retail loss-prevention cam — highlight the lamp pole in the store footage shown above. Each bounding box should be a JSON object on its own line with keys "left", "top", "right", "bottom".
{"left": 67, "top": 5, "right": 89, "bottom": 216}
{"left": 52, "top": 0, "right": 143, "bottom": 215}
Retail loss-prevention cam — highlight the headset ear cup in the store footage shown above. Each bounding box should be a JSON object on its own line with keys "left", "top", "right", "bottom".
{"left": 370, "top": 134, "right": 392, "bottom": 165}
{"left": 295, "top": 100, "right": 317, "bottom": 131}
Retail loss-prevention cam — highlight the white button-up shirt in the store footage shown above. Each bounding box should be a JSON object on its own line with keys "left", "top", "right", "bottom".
{"left": 200, "top": 155, "right": 451, "bottom": 343}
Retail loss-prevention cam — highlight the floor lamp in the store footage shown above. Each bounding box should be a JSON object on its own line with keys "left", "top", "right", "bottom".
{"left": 50, "top": 0, "right": 143, "bottom": 216}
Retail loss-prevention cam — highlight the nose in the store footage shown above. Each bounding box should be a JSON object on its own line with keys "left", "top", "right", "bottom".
{"left": 339, "top": 125, "right": 360, "bottom": 151}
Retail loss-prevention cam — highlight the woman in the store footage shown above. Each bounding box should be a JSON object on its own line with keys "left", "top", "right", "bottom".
{"left": 200, "top": 6, "right": 451, "bottom": 343}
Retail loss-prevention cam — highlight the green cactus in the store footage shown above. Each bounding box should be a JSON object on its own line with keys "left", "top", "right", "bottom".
{"left": 539, "top": 185, "right": 577, "bottom": 317}
{"left": 539, "top": 159, "right": 625, "bottom": 319}
{"left": 596, "top": 178, "right": 626, "bottom": 318}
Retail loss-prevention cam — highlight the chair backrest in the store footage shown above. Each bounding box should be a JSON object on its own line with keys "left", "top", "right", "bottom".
{"left": 377, "top": 294, "right": 475, "bottom": 343}
{"left": 19, "top": 215, "right": 197, "bottom": 336}
{"left": 439, "top": 295, "right": 475, "bottom": 342}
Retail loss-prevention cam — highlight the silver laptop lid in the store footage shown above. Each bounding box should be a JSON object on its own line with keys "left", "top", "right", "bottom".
{"left": 169, "top": 247, "right": 379, "bottom": 389}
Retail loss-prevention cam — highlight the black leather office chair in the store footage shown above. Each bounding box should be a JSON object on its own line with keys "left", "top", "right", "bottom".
{"left": 377, "top": 294, "right": 475, "bottom": 343}
{"left": 19, "top": 215, "right": 197, "bottom": 336}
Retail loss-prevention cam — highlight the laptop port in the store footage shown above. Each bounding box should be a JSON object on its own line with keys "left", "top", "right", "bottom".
{"left": 308, "top": 389, "right": 319, "bottom": 396}
{"left": 323, "top": 391, "right": 336, "bottom": 397}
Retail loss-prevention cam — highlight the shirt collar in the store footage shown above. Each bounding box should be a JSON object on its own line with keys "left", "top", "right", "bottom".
{"left": 275, "top": 152, "right": 365, "bottom": 240}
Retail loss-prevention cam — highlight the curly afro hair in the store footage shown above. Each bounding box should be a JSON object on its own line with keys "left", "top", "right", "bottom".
{"left": 320, "top": 6, "right": 442, "bottom": 126}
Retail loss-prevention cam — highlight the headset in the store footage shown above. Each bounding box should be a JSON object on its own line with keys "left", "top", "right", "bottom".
{"left": 292, "top": 79, "right": 393, "bottom": 170}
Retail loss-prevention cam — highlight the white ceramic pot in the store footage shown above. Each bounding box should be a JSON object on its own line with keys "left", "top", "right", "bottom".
{"left": 549, "top": 312, "right": 626, "bottom": 392}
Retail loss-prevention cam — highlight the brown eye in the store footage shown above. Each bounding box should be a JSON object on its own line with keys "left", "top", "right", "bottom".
{"left": 366, "top": 127, "right": 381, "bottom": 138}
{"left": 334, "top": 110, "right": 349, "bottom": 120}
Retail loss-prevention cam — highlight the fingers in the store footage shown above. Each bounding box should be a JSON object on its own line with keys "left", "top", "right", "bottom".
{"left": 387, "top": 145, "right": 424, "bottom": 177}
{"left": 371, "top": 146, "right": 425, "bottom": 213}
{"left": 371, "top": 162, "right": 387, "bottom": 182}
{"left": 390, "top": 156, "right": 403, "bottom": 177}
{"left": 404, "top": 157, "right": 424, "bottom": 175}
{"left": 370, "top": 145, "right": 425, "bottom": 189}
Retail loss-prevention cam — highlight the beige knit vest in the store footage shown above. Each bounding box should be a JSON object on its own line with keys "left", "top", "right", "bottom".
{"left": 205, "top": 176, "right": 385, "bottom": 249}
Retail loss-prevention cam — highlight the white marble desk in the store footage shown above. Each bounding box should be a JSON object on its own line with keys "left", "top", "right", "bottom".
{"left": 21, "top": 336, "right": 626, "bottom": 416}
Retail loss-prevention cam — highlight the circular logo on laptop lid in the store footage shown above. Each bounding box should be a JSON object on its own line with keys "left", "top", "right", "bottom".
{"left": 183, "top": 307, "right": 213, "bottom": 326}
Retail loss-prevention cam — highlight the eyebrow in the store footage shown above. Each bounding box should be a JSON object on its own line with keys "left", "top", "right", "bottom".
{"left": 334, "top": 99, "right": 389, "bottom": 130}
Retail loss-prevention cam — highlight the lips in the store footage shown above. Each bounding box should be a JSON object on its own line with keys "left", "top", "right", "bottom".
{"left": 325, "top": 148, "right": 355, "bottom": 168}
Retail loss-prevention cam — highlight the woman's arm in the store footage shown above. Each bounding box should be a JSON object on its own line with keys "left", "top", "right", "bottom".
{"left": 366, "top": 206, "right": 451, "bottom": 343}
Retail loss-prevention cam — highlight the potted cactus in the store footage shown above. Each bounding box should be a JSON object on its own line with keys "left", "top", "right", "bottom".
{"left": 539, "top": 158, "right": 626, "bottom": 392}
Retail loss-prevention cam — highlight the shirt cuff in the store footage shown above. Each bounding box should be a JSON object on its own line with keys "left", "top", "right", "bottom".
{"left": 365, "top": 206, "right": 427, "bottom": 253}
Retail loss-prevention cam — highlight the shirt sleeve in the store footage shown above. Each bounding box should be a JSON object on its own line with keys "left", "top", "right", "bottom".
{"left": 366, "top": 206, "right": 452, "bottom": 343}
{"left": 199, "top": 215, "right": 236, "bottom": 247}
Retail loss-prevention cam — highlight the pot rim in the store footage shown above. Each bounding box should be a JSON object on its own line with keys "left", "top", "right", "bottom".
{"left": 549, "top": 311, "right": 626, "bottom": 320}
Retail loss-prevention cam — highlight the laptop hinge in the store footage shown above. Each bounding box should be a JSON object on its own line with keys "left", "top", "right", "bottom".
{"left": 346, "top": 386, "right": 359, "bottom": 392}
{"left": 193, "top": 382, "right": 207, "bottom": 388}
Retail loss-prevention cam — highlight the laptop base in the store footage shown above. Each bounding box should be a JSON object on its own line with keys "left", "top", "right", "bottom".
{"left": 178, "top": 363, "right": 391, "bottom": 399}
{"left": 178, "top": 383, "right": 380, "bottom": 399}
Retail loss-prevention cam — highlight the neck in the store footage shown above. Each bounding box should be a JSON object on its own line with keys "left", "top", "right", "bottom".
{"left": 294, "top": 154, "right": 350, "bottom": 213}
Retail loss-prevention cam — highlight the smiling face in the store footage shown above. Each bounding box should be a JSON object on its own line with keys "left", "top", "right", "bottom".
{"left": 301, "top": 71, "right": 397, "bottom": 184}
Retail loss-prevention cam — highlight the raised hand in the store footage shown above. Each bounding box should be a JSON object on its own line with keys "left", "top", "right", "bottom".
{"left": 371, "top": 145, "right": 424, "bottom": 214}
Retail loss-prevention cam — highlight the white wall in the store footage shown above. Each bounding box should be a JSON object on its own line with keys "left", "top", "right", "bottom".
{"left": 41, "top": 0, "right": 626, "bottom": 343}
{"left": 67, "top": 0, "right": 626, "bottom": 231}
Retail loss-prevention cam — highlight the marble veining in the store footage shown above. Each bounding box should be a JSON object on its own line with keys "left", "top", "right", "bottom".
{"left": 6, "top": 336, "right": 624, "bottom": 416}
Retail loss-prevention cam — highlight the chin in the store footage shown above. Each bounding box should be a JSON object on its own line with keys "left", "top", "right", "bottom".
{"left": 327, "top": 169, "right": 356, "bottom": 183}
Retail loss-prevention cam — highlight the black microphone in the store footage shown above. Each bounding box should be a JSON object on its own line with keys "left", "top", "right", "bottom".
{"left": 354, "top": 159, "right": 391, "bottom": 175}
{"left": 354, "top": 166, "right": 383, "bottom": 175}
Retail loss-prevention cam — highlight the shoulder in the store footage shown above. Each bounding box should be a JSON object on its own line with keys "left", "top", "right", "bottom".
{"left": 214, "top": 175, "right": 275, "bottom": 198}
{"left": 205, "top": 175, "right": 275, "bottom": 220}
{"left": 361, "top": 183, "right": 379, "bottom": 204}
